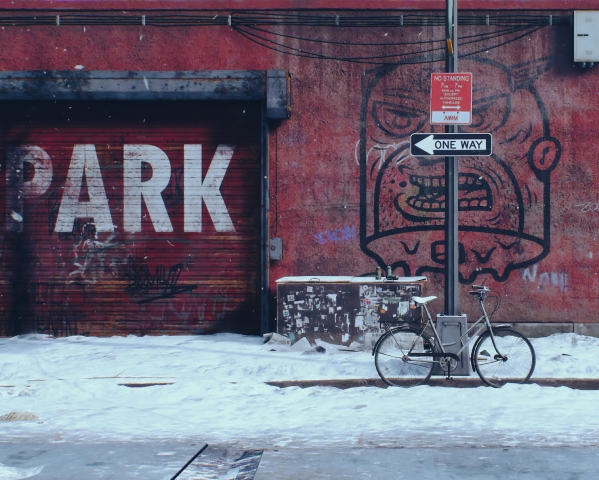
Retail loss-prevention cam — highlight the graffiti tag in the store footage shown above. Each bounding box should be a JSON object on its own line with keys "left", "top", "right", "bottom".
{"left": 575, "top": 202, "right": 599, "bottom": 213}
{"left": 124, "top": 255, "right": 197, "bottom": 304}
{"left": 313, "top": 226, "right": 357, "bottom": 245}
{"left": 522, "top": 265, "right": 568, "bottom": 293}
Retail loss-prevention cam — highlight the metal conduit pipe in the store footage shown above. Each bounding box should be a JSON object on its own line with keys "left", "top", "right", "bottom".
{"left": 0, "top": 12, "right": 573, "bottom": 28}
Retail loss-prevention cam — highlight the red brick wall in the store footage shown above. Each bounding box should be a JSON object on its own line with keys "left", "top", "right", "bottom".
{"left": 0, "top": 6, "right": 596, "bottom": 334}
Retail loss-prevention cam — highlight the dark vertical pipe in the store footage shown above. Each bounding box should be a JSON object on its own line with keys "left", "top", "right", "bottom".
{"left": 260, "top": 103, "right": 270, "bottom": 334}
{"left": 8, "top": 231, "right": 30, "bottom": 336}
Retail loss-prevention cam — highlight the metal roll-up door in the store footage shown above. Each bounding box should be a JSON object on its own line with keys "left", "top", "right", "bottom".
{"left": 0, "top": 100, "right": 262, "bottom": 336}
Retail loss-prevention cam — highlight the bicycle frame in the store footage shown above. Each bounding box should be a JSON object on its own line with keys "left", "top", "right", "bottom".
{"left": 418, "top": 294, "right": 507, "bottom": 361}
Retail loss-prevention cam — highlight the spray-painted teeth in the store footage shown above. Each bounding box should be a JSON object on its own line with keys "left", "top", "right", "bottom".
{"left": 459, "top": 173, "right": 485, "bottom": 186}
{"left": 404, "top": 171, "right": 492, "bottom": 212}
{"left": 459, "top": 198, "right": 489, "bottom": 208}
{"left": 409, "top": 174, "right": 444, "bottom": 188}
{"left": 409, "top": 173, "right": 485, "bottom": 188}
{"left": 407, "top": 198, "right": 444, "bottom": 211}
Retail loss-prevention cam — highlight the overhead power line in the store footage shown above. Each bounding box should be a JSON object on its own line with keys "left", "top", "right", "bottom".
{"left": 237, "top": 23, "right": 532, "bottom": 47}
{"left": 233, "top": 24, "right": 543, "bottom": 65}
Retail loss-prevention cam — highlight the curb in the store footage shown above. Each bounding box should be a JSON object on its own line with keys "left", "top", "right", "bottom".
{"left": 266, "top": 378, "right": 599, "bottom": 390}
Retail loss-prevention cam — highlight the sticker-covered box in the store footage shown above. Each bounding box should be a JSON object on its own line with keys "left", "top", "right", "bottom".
{"left": 276, "top": 276, "right": 427, "bottom": 348}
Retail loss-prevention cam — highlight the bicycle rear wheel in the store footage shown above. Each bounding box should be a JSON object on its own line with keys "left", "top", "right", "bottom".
{"left": 374, "top": 327, "right": 436, "bottom": 387}
{"left": 473, "top": 328, "right": 535, "bottom": 388}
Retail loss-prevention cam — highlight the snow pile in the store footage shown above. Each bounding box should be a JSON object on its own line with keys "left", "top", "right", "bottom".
{"left": 0, "top": 463, "right": 43, "bottom": 479}
{"left": 1, "top": 332, "right": 599, "bottom": 448}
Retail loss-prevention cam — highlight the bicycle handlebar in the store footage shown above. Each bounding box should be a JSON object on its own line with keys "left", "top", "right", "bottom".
{"left": 471, "top": 284, "right": 490, "bottom": 290}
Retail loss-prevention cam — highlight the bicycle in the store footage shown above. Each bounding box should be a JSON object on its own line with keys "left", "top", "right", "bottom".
{"left": 372, "top": 285, "right": 536, "bottom": 388}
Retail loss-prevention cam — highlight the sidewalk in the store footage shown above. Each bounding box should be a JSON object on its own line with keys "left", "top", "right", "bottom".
{"left": 2, "top": 332, "right": 599, "bottom": 462}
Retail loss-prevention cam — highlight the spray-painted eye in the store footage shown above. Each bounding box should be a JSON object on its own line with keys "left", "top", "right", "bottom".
{"left": 372, "top": 101, "right": 428, "bottom": 138}
{"left": 461, "top": 93, "right": 510, "bottom": 134}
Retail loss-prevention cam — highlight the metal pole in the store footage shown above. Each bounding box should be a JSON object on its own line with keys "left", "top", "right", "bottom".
{"left": 444, "top": 0, "right": 459, "bottom": 315}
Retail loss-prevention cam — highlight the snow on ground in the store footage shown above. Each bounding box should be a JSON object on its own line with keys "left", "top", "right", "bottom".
{"left": 1, "top": 332, "right": 599, "bottom": 449}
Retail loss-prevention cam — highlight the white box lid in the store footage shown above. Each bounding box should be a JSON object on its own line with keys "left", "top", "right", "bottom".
{"left": 276, "top": 275, "right": 426, "bottom": 284}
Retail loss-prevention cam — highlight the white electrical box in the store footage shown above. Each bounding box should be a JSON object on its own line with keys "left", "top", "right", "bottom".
{"left": 574, "top": 11, "right": 599, "bottom": 62}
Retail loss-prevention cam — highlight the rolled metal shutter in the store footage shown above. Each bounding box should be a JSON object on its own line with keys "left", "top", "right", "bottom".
{"left": 0, "top": 100, "right": 262, "bottom": 336}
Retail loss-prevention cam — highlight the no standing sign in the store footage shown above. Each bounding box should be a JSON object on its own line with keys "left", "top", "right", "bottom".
{"left": 430, "top": 72, "right": 473, "bottom": 125}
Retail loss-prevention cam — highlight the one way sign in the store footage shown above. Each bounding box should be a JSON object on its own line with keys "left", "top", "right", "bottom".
{"left": 410, "top": 133, "right": 492, "bottom": 157}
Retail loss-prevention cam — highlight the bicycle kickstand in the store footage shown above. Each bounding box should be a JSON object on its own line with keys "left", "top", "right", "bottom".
{"left": 445, "top": 364, "right": 453, "bottom": 381}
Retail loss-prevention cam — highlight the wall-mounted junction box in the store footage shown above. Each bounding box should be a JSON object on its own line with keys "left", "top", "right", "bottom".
{"left": 270, "top": 237, "right": 283, "bottom": 261}
{"left": 574, "top": 11, "right": 599, "bottom": 63}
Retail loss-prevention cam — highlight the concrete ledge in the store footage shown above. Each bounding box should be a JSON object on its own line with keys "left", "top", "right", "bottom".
{"left": 573, "top": 324, "right": 599, "bottom": 337}
{"left": 465, "top": 322, "right": 581, "bottom": 338}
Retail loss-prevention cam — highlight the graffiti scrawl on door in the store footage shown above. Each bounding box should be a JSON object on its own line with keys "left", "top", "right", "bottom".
{"left": 358, "top": 56, "right": 561, "bottom": 283}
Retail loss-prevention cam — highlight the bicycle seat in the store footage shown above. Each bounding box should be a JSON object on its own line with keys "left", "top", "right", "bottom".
{"left": 411, "top": 295, "right": 437, "bottom": 305}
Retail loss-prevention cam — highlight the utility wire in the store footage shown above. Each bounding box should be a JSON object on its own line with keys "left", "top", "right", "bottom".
{"left": 460, "top": 24, "right": 535, "bottom": 49}
{"left": 460, "top": 26, "right": 543, "bottom": 58}
{"left": 233, "top": 26, "right": 445, "bottom": 65}
{"left": 239, "top": 23, "right": 531, "bottom": 48}
{"left": 233, "top": 24, "right": 541, "bottom": 65}
{"left": 234, "top": 25, "right": 447, "bottom": 61}
{"left": 233, "top": 26, "right": 445, "bottom": 63}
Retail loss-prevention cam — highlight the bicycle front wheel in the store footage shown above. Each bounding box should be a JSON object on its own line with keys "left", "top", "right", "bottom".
{"left": 374, "top": 327, "right": 436, "bottom": 387}
{"left": 473, "top": 328, "right": 535, "bottom": 388}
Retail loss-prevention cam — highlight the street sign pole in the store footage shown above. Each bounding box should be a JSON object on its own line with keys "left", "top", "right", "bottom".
{"left": 445, "top": 0, "right": 459, "bottom": 316}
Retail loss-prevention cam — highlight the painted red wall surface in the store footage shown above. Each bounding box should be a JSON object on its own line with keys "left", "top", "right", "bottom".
{"left": 0, "top": 7, "right": 596, "bottom": 335}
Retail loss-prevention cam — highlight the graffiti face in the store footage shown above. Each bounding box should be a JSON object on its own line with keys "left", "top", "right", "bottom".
{"left": 359, "top": 57, "right": 561, "bottom": 283}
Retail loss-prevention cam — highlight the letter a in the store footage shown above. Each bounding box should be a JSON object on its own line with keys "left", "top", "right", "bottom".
{"left": 55, "top": 145, "right": 114, "bottom": 233}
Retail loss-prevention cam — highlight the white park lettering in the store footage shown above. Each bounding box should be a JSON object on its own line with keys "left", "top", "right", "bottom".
{"left": 124, "top": 144, "right": 174, "bottom": 233}
{"left": 5, "top": 145, "right": 55, "bottom": 231}
{"left": 7, "top": 143, "right": 235, "bottom": 234}
{"left": 7, "top": 145, "right": 54, "bottom": 197}
{"left": 55, "top": 144, "right": 114, "bottom": 233}
{"left": 184, "top": 144, "right": 235, "bottom": 232}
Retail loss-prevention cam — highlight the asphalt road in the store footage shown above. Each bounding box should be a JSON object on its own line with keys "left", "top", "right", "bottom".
{"left": 255, "top": 445, "right": 599, "bottom": 479}
{"left": 2, "top": 441, "right": 598, "bottom": 479}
